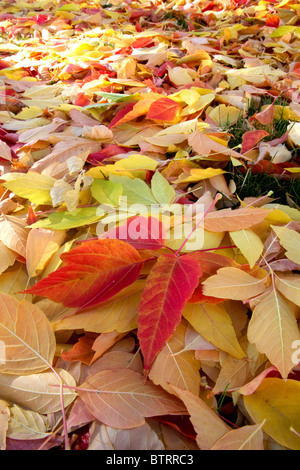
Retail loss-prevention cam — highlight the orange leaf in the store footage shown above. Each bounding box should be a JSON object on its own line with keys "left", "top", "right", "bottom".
{"left": 146, "top": 97, "right": 182, "bottom": 123}
{"left": 25, "top": 239, "right": 144, "bottom": 309}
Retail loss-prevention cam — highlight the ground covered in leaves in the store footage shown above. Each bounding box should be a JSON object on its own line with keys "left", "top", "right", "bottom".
{"left": 0, "top": 0, "right": 300, "bottom": 451}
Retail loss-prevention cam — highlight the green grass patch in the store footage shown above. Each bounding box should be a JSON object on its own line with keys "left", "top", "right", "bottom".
{"left": 228, "top": 166, "right": 300, "bottom": 207}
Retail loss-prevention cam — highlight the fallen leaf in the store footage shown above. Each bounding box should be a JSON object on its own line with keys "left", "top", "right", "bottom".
{"left": 78, "top": 369, "right": 186, "bottom": 429}
{"left": 137, "top": 253, "right": 202, "bottom": 372}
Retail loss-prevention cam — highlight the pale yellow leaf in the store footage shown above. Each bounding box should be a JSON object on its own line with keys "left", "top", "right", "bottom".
{"left": 168, "top": 67, "right": 194, "bottom": 86}
{"left": 88, "top": 421, "right": 164, "bottom": 450}
{"left": 210, "top": 422, "right": 265, "bottom": 450}
{"left": 0, "top": 292, "right": 56, "bottom": 375}
{"left": 202, "top": 267, "right": 267, "bottom": 301}
{"left": 0, "top": 369, "right": 76, "bottom": 414}
{"left": 247, "top": 290, "right": 300, "bottom": 379}
{"left": 175, "top": 168, "right": 225, "bottom": 184}
{"left": 148, "top": 321, "right": 201, "bottom": 395}
{"left": 0, "top": 215, "right": 28, "bottom": 258}
{"left": 0, "top": 400, "right": 9, "bottom": 450}
{"left": 272, "top": 225, "right": 300, "bottom": 265}
{"left": 0, "top": 241, "right": 17, "bottom": 274}
{"left": 212, "top": 355, "right": 252, "bottom": 395}
{"left": 7, "top": 404, "right": 50, "bottom": 440}
{"left": 0, "top": 264, "right": 31, "bottom": 301}
{"left": 0, "top": 140, "right": 12, "bottom": 162}
{"left": 169, "top": 385, "right": 230, "bottom": 450}
{"left": 207, "top": 104, "right": 241, "bottom": 127}
{"left": 81, "top": 125, "right": 113, "bottom": 140}
{"left": 26, "top": 228, "right": 66, "bottom": 278}
{"left": 275, "top": 273, "right": 300, "bottom": 307}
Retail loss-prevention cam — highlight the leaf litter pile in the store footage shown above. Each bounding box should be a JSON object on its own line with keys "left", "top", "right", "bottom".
{"left": 0, "top": 0, "right": 300, "bottom": 452}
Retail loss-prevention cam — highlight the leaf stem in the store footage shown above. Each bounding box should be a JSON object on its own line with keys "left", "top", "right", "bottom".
{"left": 174, "top": 193, "right": 223, "bottom": 256}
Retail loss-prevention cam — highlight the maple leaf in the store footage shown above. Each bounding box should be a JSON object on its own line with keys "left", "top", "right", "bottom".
{"left": 24, "top": 239, "right": 144, "bottom": 309}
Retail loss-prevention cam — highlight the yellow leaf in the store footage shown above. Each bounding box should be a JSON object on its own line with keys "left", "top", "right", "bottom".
{"left": 7, "top": 404, "right": 50, "bottom": 440}
{"left": 3, "top": 172, "right": 56, "bottom": 206}
{"left": 175, "top": 168, "right": 225, "bottom": 184}
{"left": 181, "top": 93, "right": 215, "bottom": 117}
{"left": 0, "top": 265, "right": 31, "bottom": 301}
{"left": 148, "top": 321, "right": 201, "bottom": 395}
{"left": 183, "top": 303, "right": 246, "bottom": 359}
{"left": 230, "top": 229, "right": 264, "bottom": 269}
{"left": 26, "top": 228, "right": 66, "bottom": 279}
{"left": 104, "top": 154, "right": 158, "bottom": 179}
{"left": 207, "top": 104, "right": 241, "bottom": 127}
{"left": 284, "top": 168, "right": 300, "bottom": 173}
{"left": 202, "top": 267, "right": 267, "bottom": 301}
{"left": 15, "top": 106, "right": 43, "bottom": 120}
{"left": 265, "top": 204, "right": 300, "bottom": 222}
{"left": 243, "top": 378, "right": 300, "bottom": 450}
{"left": 272, "top": 225, "right": 300, "bottom": 265}
{"left": 275, "top": 273, "right": 300, "bottom": 307}
{"left": 165, "top": 226, "right": 224, "bottom": 253}
{"left": 248, "top": 290, "right": 300, "bottom": 379}
{"left": 265, "top": 209, "right": 292, "bottom": 225}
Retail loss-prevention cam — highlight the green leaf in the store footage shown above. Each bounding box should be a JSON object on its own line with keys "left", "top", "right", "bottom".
{"left": 91, "top": 179, "right": 123, "bottom": 206}
{"left": 31, "top": 207, "right": 104, "bottom": 230}
{"left": 109, "top": 175, "right": 157, "bottom": 206}
{"left": 151, "top": 171, "right": 175, "bottom": 205}
{"left": 270, "top": 26, "right": 297, "bottom": 38}
{"left": 94, "top": 92, "right": 140, "bottom": 102}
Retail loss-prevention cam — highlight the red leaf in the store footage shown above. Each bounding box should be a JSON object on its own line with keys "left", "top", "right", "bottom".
{"left": 108, "top": 102, "right": 136, "bottom": 129}
{"left": 265, "top": 15, "right": 280, "bottom": 28}
{"left": 103, "top": 216, "right": 166, "bottom": 250}
{"left": 131, "top": 37, "right": 155, "bottom": 48}
{"left": 24, "top": 239, "right": 144, "bottom": 309}
{"left": 26, "top": 204, "right": 38, "bottom": 226}
{"left": 74, "top": 92, "right": 91, "bottom": 107}
{"left": 137, "top": 253, "right": 202, "bottom": 372}
{"left": 87, "top": 144, "right": 130, "bottom": 165}
{"left": 146, "top": 97, "right": 181, "bottom": 123}
{"left": 241, "top": 130, "right": 269, "bottom": 154}
{"left": 292, "top": 63, "right": 300, "bottom": 76}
